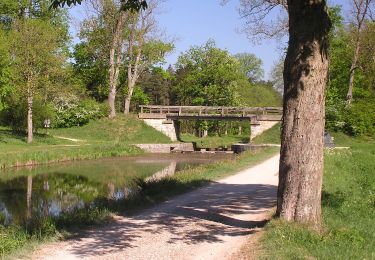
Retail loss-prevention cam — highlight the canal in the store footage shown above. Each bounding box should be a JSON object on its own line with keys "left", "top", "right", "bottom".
{"left": 0, "top": 154, "right": 231, "bottom": 227}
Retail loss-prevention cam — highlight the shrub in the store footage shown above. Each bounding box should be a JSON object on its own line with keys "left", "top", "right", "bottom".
{"left": 0, "top": 96, "right": 55, "bottom": 133}
{"left": 53, "top": 95, "right": 107, "bottom": 128}
{"left": 326, "top": 97, "right": 375, "bottom": 137}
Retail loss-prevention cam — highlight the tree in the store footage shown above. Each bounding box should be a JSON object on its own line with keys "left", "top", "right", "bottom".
{"left": 10, "top": 19, "right": 63, "bottom": 143}
{"left": 234, "top": 52, "right": 264, "bottom": 82}
{"left": 50, "top": 0, "right": 147, "bottom": 11}
{"left": 270, "top": 58, "right": 284, "bottom": 95}
{"left": 174, "top": 40, "right": 241, "bottom": 107}
{"left": 277, "top": 0, "right": 331, "bottom": 228}
{"left": 0, "top": 29, "right": 13, "bottom": 112}
{"left": 123, "top": 0, "right": 173, "bottom": 114}
{"left": 346, "top": 0, "right": 374, "bottom": 104}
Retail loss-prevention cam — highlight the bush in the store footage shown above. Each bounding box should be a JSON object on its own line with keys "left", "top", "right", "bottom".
{"left": 326, "top": 98, "right": 375, "bottom": 136}
{"left": 53, "top": 95, "right": 108, "bottom": 128}
{"left": 0, "top": 96, "right": 55, "bottom": 133}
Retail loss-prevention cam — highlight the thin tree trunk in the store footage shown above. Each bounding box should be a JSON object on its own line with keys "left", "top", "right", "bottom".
{"left": 27, "top": 87, "right": 33, "bottom": 144}
{"left": 108, "top": 11, "right": 127, "bottom": 119}
{"left": 347, "top": 33, "right": 361, "bottom": 104}
{"left": 124, "top": 12, "right": 146, "bottom": 114}
{"left": 346, "top": 0, "right": 372, "bottom": 104}
{"left": 277, "top": 0, "right": 331, "bottom": 229}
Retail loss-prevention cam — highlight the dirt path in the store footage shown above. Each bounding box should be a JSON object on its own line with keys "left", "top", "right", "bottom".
{"left": 32, "top": 154, "right": 280, "bottom": 260}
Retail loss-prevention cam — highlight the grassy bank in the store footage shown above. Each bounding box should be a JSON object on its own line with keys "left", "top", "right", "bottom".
{"left": 257, "top": 135, "right": 375, "bottom": 259}
{"left": 1, "top": 146, "right": 279, "bottom": 258}
{"left": 0, "top": 114, "right": 171, "bottom": 169}
{"left": 180, "top": 133, "right": 249, "bottom": 149}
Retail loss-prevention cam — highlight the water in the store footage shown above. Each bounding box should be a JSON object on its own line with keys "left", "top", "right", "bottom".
{"left": 0, "top": 154, "right": 230, "bottom": 227}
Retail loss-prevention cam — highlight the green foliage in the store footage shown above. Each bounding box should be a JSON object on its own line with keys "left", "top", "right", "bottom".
{"left": 234, "top": 52, "right": 264, "bottom": 82}
{"left": 130, "top": 86, "right": 150, "bottom": 109}
{"left": 50, "top": 0, "right": 148, "bottom": 11}
{"left": 0, "top": 29, "right": 13, "bottom": 112}
{"left": 0, "top": 97, "right": 54, "bottom": 132}
{"left": 326, "top": 8, "right": 375, "bottom": 137}
{"left": 72, "top": 42, "right": 109, "bottom": 101}
{"left": 173, "top": 40, "right": 242, "bottom": 107}
{"left": 138, "top": 66, "right": 174, "bottom": 105}
{"left": 52, "top": 95, "right": 108, "bottom": 128}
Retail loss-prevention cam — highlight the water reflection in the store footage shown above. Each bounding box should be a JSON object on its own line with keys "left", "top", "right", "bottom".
{"left": 0, "top": 154, "right": 228, "bottom": 227}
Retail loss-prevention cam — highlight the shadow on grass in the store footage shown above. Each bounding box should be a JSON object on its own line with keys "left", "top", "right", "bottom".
{"left": 0, "top": 129, "right": 52, "bottom": 144}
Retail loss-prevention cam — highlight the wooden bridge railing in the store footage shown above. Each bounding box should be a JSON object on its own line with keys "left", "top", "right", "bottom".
{"left": 139, "top": 105, "right": 283, "bottom": 121}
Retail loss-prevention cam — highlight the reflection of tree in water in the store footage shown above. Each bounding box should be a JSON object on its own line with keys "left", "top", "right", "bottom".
{"left": 0, "top": 158, "right": 211, "bottom": 228}
{"left": 0, "top": 173, "right": 106, "bottom": 226}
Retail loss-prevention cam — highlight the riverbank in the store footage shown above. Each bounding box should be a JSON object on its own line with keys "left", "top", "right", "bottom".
{"left": 0, "top": 115, "right": 172, "bottom": 169}
{"left": 0, "top": 146, "right": 279, "bottom": 258}
{"left": 241, "top": 134, "right": 375, "bottom": 259}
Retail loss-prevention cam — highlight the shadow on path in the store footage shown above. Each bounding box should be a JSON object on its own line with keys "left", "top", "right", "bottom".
{"left": 66, "top": 182, "right": 277, "bottom": 258}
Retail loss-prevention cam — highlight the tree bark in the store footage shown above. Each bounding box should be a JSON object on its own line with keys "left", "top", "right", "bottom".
{"left": 27, "top": 87, "right": 33, "bottom": 144}
{"left": 277, "top": 0, "right": 331, "bottom": 229}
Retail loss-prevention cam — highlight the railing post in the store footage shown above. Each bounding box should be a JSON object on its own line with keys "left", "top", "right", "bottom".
{"left": 141, "top": 106, "right": 143, "bottom": 113}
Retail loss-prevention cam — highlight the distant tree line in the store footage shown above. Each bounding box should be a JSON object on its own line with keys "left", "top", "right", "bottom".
{"left": 0, "top": 0, "right": 281, "bottom": 143}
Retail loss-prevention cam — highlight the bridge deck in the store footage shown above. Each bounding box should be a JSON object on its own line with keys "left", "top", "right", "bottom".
{"left": 139, "top": 105, "right": 282, "bottom": 122}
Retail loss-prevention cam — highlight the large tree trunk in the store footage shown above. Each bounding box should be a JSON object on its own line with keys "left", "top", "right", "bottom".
{"left": 27, "top": 90, "right": 33, "bottom": 144}
{"left": 108, "top": 11, "right": 127, "bottom": 119}
{"left": 277, "top": 0, "right": 331, "bottom": 229}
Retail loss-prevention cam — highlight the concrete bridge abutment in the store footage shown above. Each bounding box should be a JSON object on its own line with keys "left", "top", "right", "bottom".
{"left": 142, "top": 118, "right": 180, "bottom": 142}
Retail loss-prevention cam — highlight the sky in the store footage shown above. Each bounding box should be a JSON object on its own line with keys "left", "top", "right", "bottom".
{"left": 69, "top": 0, "right": 350, "bottom": 80}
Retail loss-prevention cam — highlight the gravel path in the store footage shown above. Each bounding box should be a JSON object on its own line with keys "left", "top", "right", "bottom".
{"left": 32, "top": 154, "right": 280, "bottom": 260}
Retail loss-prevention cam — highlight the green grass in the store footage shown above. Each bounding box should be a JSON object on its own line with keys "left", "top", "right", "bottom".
{"left": 49, "top": 114, "right": 171, "bottom": 144}
{"left": 238, "top": 81, "right": 282, "bottom": 107}
{"left": 260, "top": 136, "right": 375, "bottom": 259}
{"left": 0, "top": 114, "right": 172, "bottom": 169}
{"left": 252, "top": 123, "right": 281, "bottom": 144}
{"left": 0, "top": 146, "right": 279, "bottom": 258}
{"left": 180, "top": 133, "right": 249, "bottom": 149}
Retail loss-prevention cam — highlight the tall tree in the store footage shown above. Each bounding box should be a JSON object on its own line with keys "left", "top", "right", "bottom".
{"left": 123, "top": 0, "right": 173, "bottom": 114}
{"left": 346, "top": 0, "right": 374, "bottom": 104}
{"left": 277, "top": 0, "right": 331, "bottom": 228}
{"left": 11, "top": 19, "right": 63, "bottom": 143}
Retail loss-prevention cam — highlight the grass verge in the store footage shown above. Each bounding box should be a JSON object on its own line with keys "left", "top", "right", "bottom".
{"left": 1, "top": 146, "right": 279, "bottom": 258}
{"left": 256, "top": 136, "right": 375, "bottom": 259}
{"left": 180, "top": 133, "right": 249, "bottom": 149}
{"left": 0, "top": 114, "right": 171, "bottom": 169}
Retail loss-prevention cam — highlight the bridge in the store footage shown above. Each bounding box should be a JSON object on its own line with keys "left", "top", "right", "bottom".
{"left": 138, "top": 105, "right": 283, "bottom": 141}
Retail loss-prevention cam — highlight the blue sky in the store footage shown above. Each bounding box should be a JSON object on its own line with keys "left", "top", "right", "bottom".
{"left": 69, "top": 0, "right": 349, "bottom": 80}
